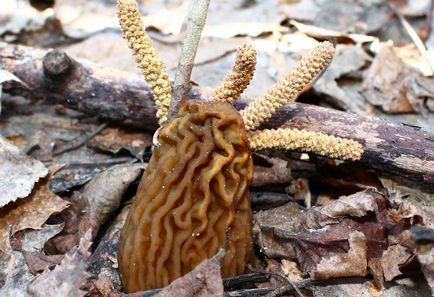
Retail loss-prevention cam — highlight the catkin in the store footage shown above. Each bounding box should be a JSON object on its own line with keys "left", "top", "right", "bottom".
{"left": 247, "top": 128, "right": 363, "bottom": 161}
{"left": 117, "top": 0, "right": 172, "bottom": 125}
{"left": 212, "top": 44, "right": 256, "bottom": 104}
{"left": 241, "top": 41, "right": 335, "bottom": 131}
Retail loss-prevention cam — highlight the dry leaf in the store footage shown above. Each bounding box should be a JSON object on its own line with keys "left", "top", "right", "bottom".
{"left": 20, "top": 223, "right": 64, "bottom": 253}
{"left": 312, "top": 231, "right": 367, "bottom": 279}
{"left": 368, "top": 258, "right": 385, "bottom": 289}
{"left": 18, "top": 224, "right": 65, "bottom": 274}
{"left": 362, "top": 45, "right": 434, "bottom": 115}
{"left": 254, "top": 189, "right": 422, "bottom": 279}
{"left": 289, "top": 20, "right": 377, "bottom": 44}
{"left": 28, "top": 232, "right": 92, "bottom": 297}
{"left": 87, "top": 276, "right": 122, "bottom": 297}
{"left": 0, "top": 244, "right": 33, "bottom": 296}
{"left": 0, "top": 231, "right": 34, "bottom": 296}
{"left": 381, "top": 245, "right": 412, "bottom": 281}
{"left": 155, "top": 249, "right": 225, "bottom": 297}
{"left": 87, "top": 206, "right": 130, "bottom": 292}
{"left": 88, "top": 128, "right": 152, "bottom": 160}
{"left": 48, "top": 164, "right": 145, "bottom": 254}
{"left": 0, "top": 171, "right": 69, "bottom": 253}
{"left": 281, "top": 259, "right": 304, "bottom": 281}
{"left": 77, "top": 163, "right": 146, "bottom": 240}
{"left": 317, "top": 190, "right": 378, "bottom": 219}
{"left": 312, "top": 0, "right": 389, "bottom": 34}
{"left": 22, "top": 252, "right": 63, "bottom": 274}
{"left": 0, "top": 136, "right": 48, "bottom": 207}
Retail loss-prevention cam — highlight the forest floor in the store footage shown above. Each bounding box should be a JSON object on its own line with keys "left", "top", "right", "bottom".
{"left": 0, "top": 0, "right": 433, "bottom": 296}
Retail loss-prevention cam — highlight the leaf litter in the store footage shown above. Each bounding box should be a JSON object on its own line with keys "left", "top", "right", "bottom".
{"left": 0, "top": 0, "right": 433, "bottom": 296}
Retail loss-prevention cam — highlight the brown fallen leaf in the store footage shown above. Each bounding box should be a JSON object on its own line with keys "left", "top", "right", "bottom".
{"left": 153, "top": 249, "right": 225, "bottom": 297}
{"left": 28, "top": 231, "right": 92, "bottom": 297}
{"left": 380, "top": 244, "right": 413, "bottom": 281}
{"left": 0, "top": 169, "right": 69, "bottom": 253}
{"left": 0, "top": 231, "right": 33, "bottom": 296}
{"left": 362, "top": 44, "right": 434, "bottom": 115}
{"left": 87, "top": 275, "right": 122, "bottom": 297}
{"left": 19, "top": 223, "right": 65, "bottom": 274}
{"left": 48, "top": 163, "right": 146, "bottom": 254}
{"left": 254, "top": 189, "right": 422, "bottom": 280}
{"left": 312, "top": 231, "right": 367, "bottom": 279}
{"left": 22, "top": 252, "right": 64, "bottom": 274}
{"left": 20, "top": 223, "right": 64, "bottom": 253}
{"left": 312, "top": 0, "right": 389, "bottom": 34}
{"left": 77, "top": 163, "right": 147, "bottom": 241}
{"left": 88, "top": 127, "right": 152, "bottom": 160}
{"left": 0, "top": 136, "right": 48, "bottom": 207}
{"left": 317, "top": 190, "right": 378, "bottom": 219}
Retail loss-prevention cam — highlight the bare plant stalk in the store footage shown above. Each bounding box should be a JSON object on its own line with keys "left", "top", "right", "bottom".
{"left": 169, "top": 0, "right": 211, "bottom": 120}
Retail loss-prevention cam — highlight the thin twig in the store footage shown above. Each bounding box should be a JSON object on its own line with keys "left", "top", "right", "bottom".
{"left": 169, "top": 0, "right": 211, "bottom": 120}
{"left": 388, "top": 3, "right": 434, "bottom": 75}
{"left": 262, "top": 272, "right": 305, "bottom": 297}
{"left": 53, "top": 123, "right": 108, "bottom": 156}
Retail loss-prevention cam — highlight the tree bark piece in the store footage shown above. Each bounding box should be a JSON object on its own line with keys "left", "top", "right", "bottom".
{"left": 1, "top": 42, "right": 433, "bottom": 187}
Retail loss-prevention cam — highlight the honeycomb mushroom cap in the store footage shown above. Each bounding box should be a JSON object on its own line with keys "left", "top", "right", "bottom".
{"left": 118, "top": 100, "right": 254, "bottom": 292}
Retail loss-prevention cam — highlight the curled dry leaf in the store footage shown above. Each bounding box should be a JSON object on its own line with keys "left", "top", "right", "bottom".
{"left": 0, "top": 136, "right": 48, "bottom": 207}
{"left": 28, "top": 231, "right": 92, "bottom": 297}
{"left": 0, "top": 235, "right": 33, "bottom": 296}
{"left": 362, "top": 45, "right": 434, "bottom": 115}
{"left": 0, "top": 69, "right": 26, "bottom": 115}
{"left": 0, "top": 169, "right": 69, "bottom": 253}
{"left": 254, "top": 188, "right": 422, "bottom": 280}
{"left": 49, "top": 164, "right": 146, "bottom": 254}
{"left": 155, "top": 249, "right": 225, "bottom": 297}
{"left": 312, "top": 231, "right": 367, "bottom": 279}
{"left": 380, "top": 244, "right": 412, "bottom": 281}
{"left": 20, "top": 223, "right": 65, "bottom": 253}
{"left": 317, "top": 190, "right": 378, "bottom": 219}
{"left": 87, "top": 127, "right": 152, "bottom": 160}
{"left": 77, "top": 163, "right": 147, "bottom": 241}
{"left": 20, "top": 223, "right": 65, "bottom": 274}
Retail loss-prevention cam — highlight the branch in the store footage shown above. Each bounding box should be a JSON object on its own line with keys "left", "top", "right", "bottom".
{"left": 169, "top": 0, "right": 211, "bottom": 119}
{"left": 1, "top": 42, "right": 433, "bottom": 188}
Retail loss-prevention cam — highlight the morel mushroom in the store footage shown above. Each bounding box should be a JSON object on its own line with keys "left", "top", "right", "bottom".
{"left": 119, "top": 101, "right": 253, "bottom": 292}
{"left": 117, "top": 0, "right": 363, "bottom": 293}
